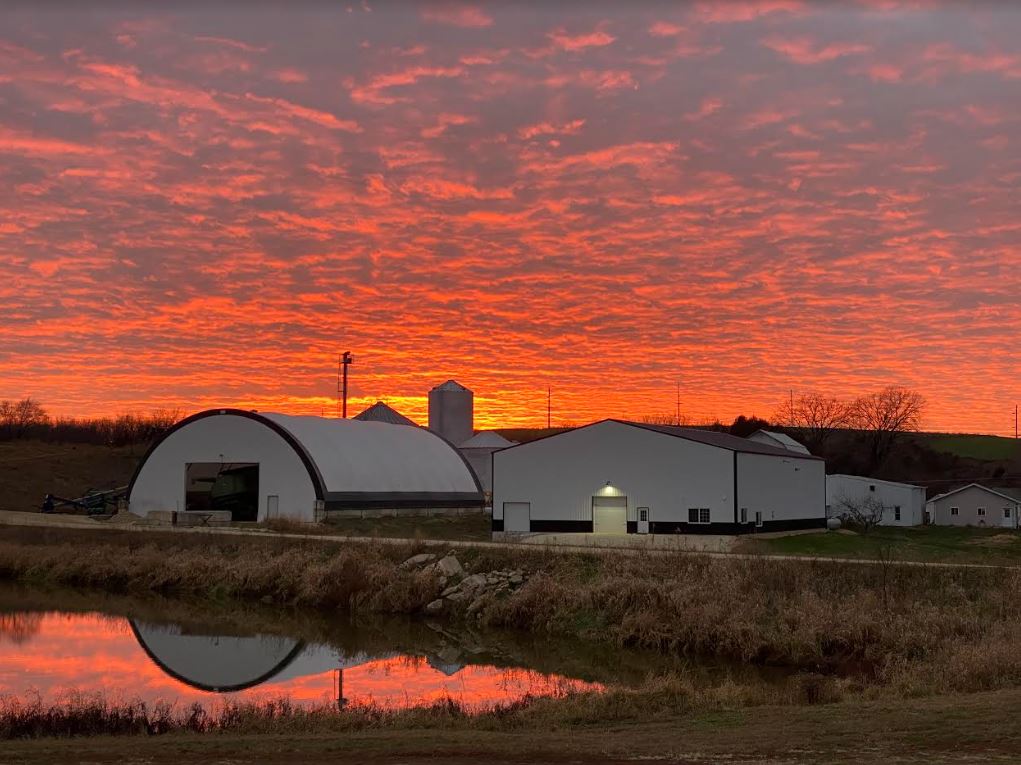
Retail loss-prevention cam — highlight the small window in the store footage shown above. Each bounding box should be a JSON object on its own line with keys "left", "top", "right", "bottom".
{"left": 688, "top": 507, "right": 698, "bottom": 523}
{"left": 688, "top": 508, "right": 710, "bottom": 524}
{"left": 740, "top": 507, "right": 748, "bottom": 523}
{"left": 869, "top": 485, "right": 876, "bottom": 492}
{"left": 894, "top": 506, "right": 901, "bottom": 521}
{"left": 639, "top": 508, "right": 648, "bottom": 522}
{"left": 1005, "top": 507, "right": 1012, "bottom": 519}
{"left": 978, "top": 507, "right": 986, "bottom": 517}
{"left": 755, "top": 510, "right": 763, "bottom": 527}
{"left": 950, "top": 507, "right": 959, "bottom": 516}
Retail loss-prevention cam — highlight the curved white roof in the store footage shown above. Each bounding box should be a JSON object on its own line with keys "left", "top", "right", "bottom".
{"left": 263, "top": 413, "right": 481, "bottom": 496}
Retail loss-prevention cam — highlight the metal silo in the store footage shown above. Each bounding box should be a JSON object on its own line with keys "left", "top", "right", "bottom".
{"left": 428, "top": 380, "right": 474, "bottom": 446}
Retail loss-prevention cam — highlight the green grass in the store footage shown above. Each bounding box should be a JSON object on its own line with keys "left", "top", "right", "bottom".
{"left": 320, "top": 513, "right": 491, "bottom": 541}
{"left": 737, "top": 525, "right": 1021, "bottom": 566}
{"left": 924, "top": 434, "right": 1020, "bottom": 461}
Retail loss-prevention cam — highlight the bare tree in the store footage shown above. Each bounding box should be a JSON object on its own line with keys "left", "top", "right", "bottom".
{"left": 850, "top": 386, "right": 925, "bottom": 472}
{"left": 773, "top": 393, "right": 852, "bottom": 453}
{"left": 835, "top": 493, "right": 886, "bottom": 534}
{"left": 0, "top": 398, "right": 48, "bottom": 437}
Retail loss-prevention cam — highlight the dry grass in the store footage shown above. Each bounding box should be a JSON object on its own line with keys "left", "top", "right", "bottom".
{"left": 1, "top": 526, "right": 1020, "bottom": 700}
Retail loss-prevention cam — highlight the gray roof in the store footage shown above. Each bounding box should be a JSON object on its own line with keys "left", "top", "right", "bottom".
{"left": 615, "top": 421, "right": 824, "bottom": 459}
{"left": 928, "top": 483, "right": 1021, "bottom": 504}
{"left": 749, "top": 429, "right": 811, "bottom": 455}
{"left": 352, "top": 402, "right": 417, "bottom": 427}
{"left": 459, "top": 431, "right": 516, "bottom": 449}
{"left": 432, "top": 380, "right": 470, "bottom": 392}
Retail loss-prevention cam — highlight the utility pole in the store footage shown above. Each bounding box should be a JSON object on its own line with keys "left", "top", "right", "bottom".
{"left": 337, "top": 351, "right": 353, "bottom": 418}
{"left": 676, "top": 382, "right": 681, "bottom": 426}
{"left": 547, "top": 387, "right": 551, "bottom": 429}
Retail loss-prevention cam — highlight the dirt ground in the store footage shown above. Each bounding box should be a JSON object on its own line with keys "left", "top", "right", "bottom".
{"left": 0, "top": 440, "right": 142, "bottom": 513}
{"left": 6, "top": 689, "right": 1021, "bottom": 764}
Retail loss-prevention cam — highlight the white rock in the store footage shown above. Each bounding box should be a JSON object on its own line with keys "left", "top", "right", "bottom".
{"left": 400, "top": 553, "right": 438, "bottom": 570}
{"left": 424, "top": 599, "right": 445, "bottom": 614}
{"left": 434, "top": 554, "right": 464, "bottom": 578}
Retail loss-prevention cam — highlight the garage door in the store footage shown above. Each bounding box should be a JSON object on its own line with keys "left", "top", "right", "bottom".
{"left": 503, "top": 502, "right": 531, "bottom": 533}
{"left": 593, "top": 496, "right": 627, "bottom": 534}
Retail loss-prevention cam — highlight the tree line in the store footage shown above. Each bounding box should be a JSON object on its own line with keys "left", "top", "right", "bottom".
{"left": 0, "top": 398, "right": 180, "bottom": 446}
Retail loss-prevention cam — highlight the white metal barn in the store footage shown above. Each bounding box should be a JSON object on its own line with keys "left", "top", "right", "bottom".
{"left": 825, "top": 474, "right": 926, "bottom": 527}
{"left": 492, "top": 420, "right": 825, "bottom": 536}
{"left": 128, "top": 409, "right": 483, "bottom": 523}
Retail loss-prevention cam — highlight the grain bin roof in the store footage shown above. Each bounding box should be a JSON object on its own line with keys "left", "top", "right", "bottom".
{"left": 459, "top": 431, "right": 516, "bottom": 449}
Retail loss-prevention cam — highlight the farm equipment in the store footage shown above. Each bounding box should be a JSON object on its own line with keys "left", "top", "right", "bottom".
{"left": 43, "top": 486, "right": 127, "bottom": 516}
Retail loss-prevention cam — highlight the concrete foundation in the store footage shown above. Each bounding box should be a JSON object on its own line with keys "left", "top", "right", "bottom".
{"left": 491, "top": 532, "right": 737, "bottom": 553}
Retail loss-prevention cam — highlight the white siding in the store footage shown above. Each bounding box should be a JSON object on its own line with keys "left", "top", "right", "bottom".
{"left": 129, "top": 414, "right": 317, "bottom": 522}
{"left": 825, "top": 475, "right": 925, "bottom": 527}
{"left": 736, "top": 452, "right": 826, "bottom": 526}
{"left": 493, "top": 421, "right": 735, "bottom": 528}
{"left": 928, "top": 485, "right": 1021, "bottom": 528}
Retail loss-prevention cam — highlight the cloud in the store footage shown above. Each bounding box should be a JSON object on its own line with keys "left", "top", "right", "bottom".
{"left": 547, "top": 27, "right": 616, "bottom": 52}
{"left": 420, "top": 3, "right": 493, "bottom": 28}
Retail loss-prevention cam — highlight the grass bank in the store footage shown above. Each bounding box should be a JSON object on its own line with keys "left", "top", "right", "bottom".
{"left": 736, "top": 525, "right": 1021, "bottom": 566}
{"left": 2, "top": 525, "right": 1021, "bottom": 700}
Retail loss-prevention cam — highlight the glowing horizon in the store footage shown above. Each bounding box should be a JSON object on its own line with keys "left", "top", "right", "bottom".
{"left": 1, "top": 3, "right": 1019, "bottom": 435}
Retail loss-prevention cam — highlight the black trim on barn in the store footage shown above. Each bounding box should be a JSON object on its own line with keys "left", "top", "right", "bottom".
{"left": 648, "top": 518, "right": 826, "bottom": 535}
{"left": 129, "top": 620, "right": 306, "bottom": 693}
{"left": 626, "top": 521, "right": 638, "bottom": 534}
{"left": 324, "top": 492, "right": 484, "bottom": 510}
{"left": 529, "top": 520, "right": 593, "bottom": 533}
{"left": 126, "top": 408, "right": 327, "bottom": 503}
{"left": 491, "top": 519, "right": 504, "bottom": 532}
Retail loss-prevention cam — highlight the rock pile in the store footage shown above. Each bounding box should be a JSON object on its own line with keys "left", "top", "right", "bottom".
{"left": 399, "top": 551, "right": 527, "bottom": 616}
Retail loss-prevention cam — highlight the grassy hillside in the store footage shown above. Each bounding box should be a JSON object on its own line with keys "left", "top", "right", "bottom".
{"left": 0, "top": 440, "right": 142, "bottom": 513}
{"left": 921, "top": 433, "right": 1020, "bottom": 462}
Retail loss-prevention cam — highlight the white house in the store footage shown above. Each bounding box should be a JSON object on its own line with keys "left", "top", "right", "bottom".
{"left": 926, "top": 484, "right": 1021, "bottom": 528}
{"left": 128, "top": 409, "right": 483, "bottom": 523}
{"left": 747, "top": 430, "right": 811, "bottom": 455}
{"left": 825, "top": 474, "right": 926, "bottom": 527}
{"left": 492, "top": 420, "right": 825, "bottom": 537}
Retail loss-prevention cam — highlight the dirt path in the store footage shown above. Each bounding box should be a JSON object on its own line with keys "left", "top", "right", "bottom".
{"left": 0, "top": 509, "right": 1011, "bottom": 570}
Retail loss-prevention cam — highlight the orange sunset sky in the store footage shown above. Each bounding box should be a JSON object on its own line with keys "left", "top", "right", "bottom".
{"left": 0, "top": 2, "right": 1018, "bottom": 433}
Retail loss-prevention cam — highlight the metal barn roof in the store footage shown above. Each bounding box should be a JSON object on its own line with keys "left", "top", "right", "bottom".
{"left": 432, "top": 380, "right": 470, "bottom": 392}
{"left": 748, "top": 430, "right": 812, "bottom": 455}
{"left": 353, "top": 401, "right": 417, "bottom": 427}
{"left": 620, "top": 421, "right": 823, "bottom": 459}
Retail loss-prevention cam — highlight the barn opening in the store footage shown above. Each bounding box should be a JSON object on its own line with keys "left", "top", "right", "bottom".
{"left": 185, "top": 462, "right": 259, "bottom": 522}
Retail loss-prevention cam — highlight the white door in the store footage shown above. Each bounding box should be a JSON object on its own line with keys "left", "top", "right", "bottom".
{"left": 266, "top": 495, "right": 279, "bottom": 520}
{"left": 593, "top": 496, "right": 627, "bottom": 534}
{"left": 637, "top": 507, "right": 650, "bottom": 534}
{"left": 1003, "top": 506, "right": 1014, "bottom": 529}
{"left": 503, "top": 502, "right": 530, "bottom": 533}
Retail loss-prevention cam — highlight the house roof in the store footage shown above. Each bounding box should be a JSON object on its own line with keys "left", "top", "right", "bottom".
{"left": 927, "top": 483, "right": 1021, "bottom": 505}
{"left": 353, "top": 401, "right": 417, "bottom": 427}
{"left": 459, "top": 430, "right": 516, "bottom": 449}
{"left": 748, "top": 429, "right": 811, "bottom": 455}
{"left": 828, "top": 474, "right": 925, "bottom": 491}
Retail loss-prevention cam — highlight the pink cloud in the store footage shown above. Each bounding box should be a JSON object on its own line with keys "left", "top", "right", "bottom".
{"left": 420, "top": 4, "right": 493, "bottom": 28}
{"left": 547, "top": 27, "right": 616, "bottom": 52}
{"left": 763, "top": 37, "right": 871, "bottom": 64}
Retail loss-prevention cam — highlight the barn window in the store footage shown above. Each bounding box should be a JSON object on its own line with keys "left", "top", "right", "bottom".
{"left": 755, "top": 511, "right": 763, "bottom": 527}
{"left": 950, "top": 507, "right": 959, "bottom": 516}
{"left": 894, "top": 506, "right": 901, "bottom": 521}
{"left": 687, "top": 508, "right": 710, "bottom": 524}
{"left": 1005, "top": 507, "right": 1012, "bottom": 519}
{"left": 978, "top": 507, "right": 986, "bottom": 517}
{"left": 740, "top": 507, "right": 748, "bottom": 523}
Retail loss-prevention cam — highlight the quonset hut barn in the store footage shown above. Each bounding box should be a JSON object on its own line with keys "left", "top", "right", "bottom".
{"left": 492, "top": 420, "right": 825, "bottom": 537}
{"left": 127, "top": 409, "right": 483, "bottom": 523}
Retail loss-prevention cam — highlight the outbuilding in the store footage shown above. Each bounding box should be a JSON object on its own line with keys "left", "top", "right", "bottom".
{"left": 826, "top": 474, "right": 926, "bottom": 526}
{"left": 747, "top": 429, "right": 811, "bottom": 456}
{"left": 458, "top": 430, "right": 516, "bottom": 494}
{"left": 128, "top": 409, "right": 483, "bottom": 523}
{"left": 492, "top": 419, "right": 825, "bottom": 536}
{"left": 926, "top": 484, "right": 1021, "bottom": 528}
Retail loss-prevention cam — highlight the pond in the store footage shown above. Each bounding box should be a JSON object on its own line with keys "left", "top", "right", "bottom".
{"left": 0, "top": 585, "right": 702, "bottom": 712}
